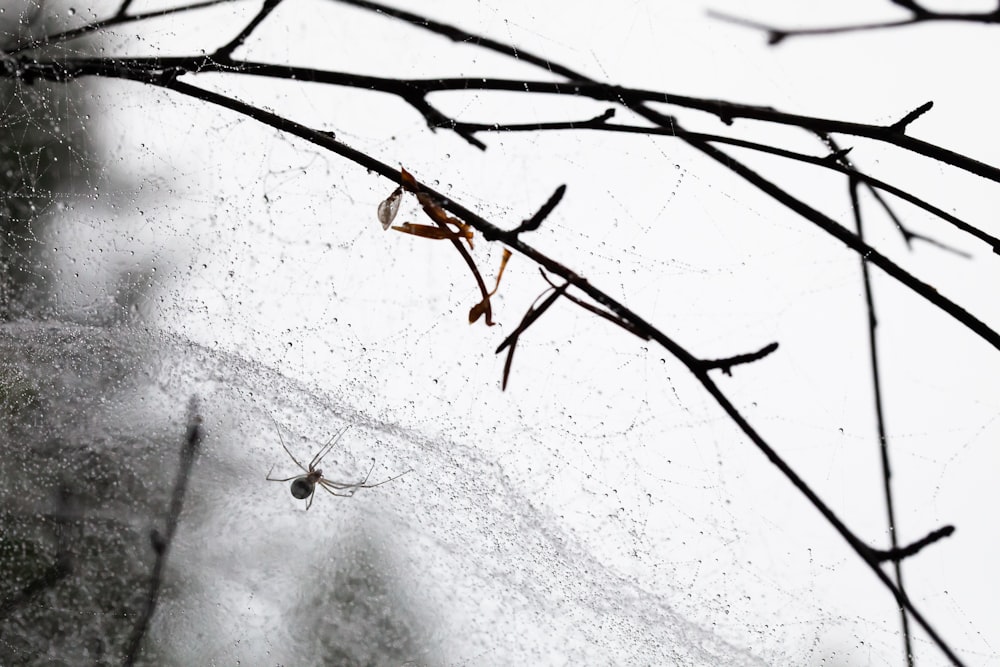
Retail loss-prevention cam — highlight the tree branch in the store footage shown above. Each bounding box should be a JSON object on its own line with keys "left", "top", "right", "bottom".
{"left": 336, "top": 6, "right": 971, "bottom": 663}
{"left": 123, "top": 399, "right": 204, "bottom": 666}
{"left": 870, "top": 525, "right": 955, "bottom": 563}
{"left": 146, "top": 69, "right": 969, "bottom": 665}
{"left": 496, "top": 279, "right": 570, "bottom": 390}
{"left": 7, "top": 54, "right": 1000, "bottom": 185}
{"left": 454, "top": 114, "right": 998, "bottom": 253}
{"left": 848, "top": 176, "right": 914, "bottom": 666}
{"left": 8, "top": 0, "right": 239, "bottom": 55}
{"left": 514, "top": 185, "right": 567, "bottom": 235}
{"left": 709, "top": 6, "right": 1000, "bottom": 43}
{"left": 214, "top": 0, "right": 285, "bottom": 61}
{"left": 698, "top": 342, "right": 779, "bottom": 375}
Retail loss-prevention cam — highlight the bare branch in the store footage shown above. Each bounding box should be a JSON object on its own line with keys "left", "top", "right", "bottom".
{"left": 515, "top": 185, "right": 567, "bottom": 235}
{"left": 458, "top": 115, "right": 998, "bottom": 252}
{"left": 820, "top": 133, "right": 973, "bottom": 256}
{"left": 890, "top": 101, "right": 934, "bottom": 133}
{"left": 404, "top": 94, "right": 487, "bottom": 150}
{"left": 539, "top": 269, "right": 650, "bottom": 341}
{"left": 708, "top": 10, "right": 920, "bottom": 43}
{"left": 116, "top": 0, "right": 137, "bottom": 18}
{"left": 8, "top": 0, "right": 240, "bottom": 55}
{"left": 709, "top": 7, "right": 1000, "bottom": 43}
{"left": 6, "top": 49, "right": 999, "bottom": 185}
{"left": 699, "top": 342, "right": 779, "bottom": 375}
{"left": 214, "top": 0, "right": 285, "bottom": 61}
{"left": 150, "top": 69, "right": 970, "bottom": 667}
{"left": 871, "top": 525, "right": 956, "bottom": 563}
{"left": 496, "top": 280, "right": 570, "bottom": 390}
{"left": 342, "top": 7, "right": 971, "bottom": 662}
{"left": 849, "top": 176, "right": 914, "bottom": 665}
{"left": 124, "top": 399, "right": 204, "bottom": 666}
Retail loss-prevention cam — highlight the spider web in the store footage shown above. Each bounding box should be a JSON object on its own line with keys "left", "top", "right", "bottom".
{"left": 0, "top": 1, "right": 998, "bottom": 665}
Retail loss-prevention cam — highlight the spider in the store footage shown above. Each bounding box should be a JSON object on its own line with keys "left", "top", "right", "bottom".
{"left": 267, "top": 421, "right": 410, "bottom": 510}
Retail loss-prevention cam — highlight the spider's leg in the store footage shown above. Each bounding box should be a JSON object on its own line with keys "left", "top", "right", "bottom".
{"left": 271, "top": 417, "right": 309, "bottom": 474}
{"left": 318, "top": 480, "right": 359, "bottom": 497}
{"left": 310, "top": 424, "right": 350, "bottom": 469}
{"left": 359, "top": 459, "right": 375, "bottom": 485}
{"left": 319, "top": 478, "right": 360, "bottom": 491}
{"left": 266, "top": 464, "right": 301, "bottom": 483}
{"left": 305, "top": 489, "right": 315, "bottom": 510}
{"left": 362, "top": 467, "right": 414, "bottom": 489}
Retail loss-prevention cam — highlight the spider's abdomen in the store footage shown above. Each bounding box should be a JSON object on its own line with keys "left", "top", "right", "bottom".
{"left": 290, "top": 477, "right": 314, "bottom": 500}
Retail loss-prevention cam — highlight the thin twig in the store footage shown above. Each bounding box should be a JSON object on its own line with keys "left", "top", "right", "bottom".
{"left": 123, "top": 399, "right": 204, "bottom": 666}
{"left": 539, "top": 269, "right": 650, "bottom": 340}
{"left": 496, "top": 280, "right": 570, "bottom": 390}
{"left": 8, "top": 58, "right": 997, "bottom": 349}
{"left": 515, "top": 185, "right": 567, "bottom": 235}
{"left": 699, "top": 342, "right": 779, "bottom": 375}
{"left": 871, "top": 525, "right": 955, "bottom": 563}
{"left": 890, "top": 101, "right": 934, "bottom": 133}
{"left": 456, "top": 115, "right": 996, "bottom": 253}
{"left": 849, "top": 177, "right": 914, "bottom": 667}
{"left": 819, "top": 133, "right": 972, "bottom": 256}
{"left": 7, "top": 53, "right": 1000, "bottom": 185}
{"left": 8, "top": 0, "right": 240, "bottom": 55}
{"left": 708, "top": 7, "right": 1000, "bottom": 43}
{"left": 214, "top": 0, "right": 285, "bottom": 61}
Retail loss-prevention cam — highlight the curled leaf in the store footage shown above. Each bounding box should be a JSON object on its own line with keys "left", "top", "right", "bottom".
{"left": 392, "top": 222, "right": 474, "bottom": 245}
{"left": 399, "top": 167, "right": 474, "bottom": 249}
{"left": 377, "top": 186, "right": 403, "bottom": 230}
{"left": 469, "top": 249, "right": 512, "bottom": 324}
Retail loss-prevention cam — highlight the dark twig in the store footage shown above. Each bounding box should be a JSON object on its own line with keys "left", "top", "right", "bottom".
{"left": 871, "top": 525, "right": 955, "bottom": 563}
{"left": 214, "top": 0, "right": 284, "bottom": 60}
{"left": 123, "top": 399, "right": 204, "bottom": 666}
{"left": 8, "top": 53, "right": 1000, "bottom": 184}
{"left": 709, "top": 7, "right": 1000, "bottom": 43}
{"left": 680, "top": 131, "right": 1000, "bottom": 357}
{"left": 515, "top": 185, "right": 567, "bottom": 235}
{"left": 116, "top": 0, "right": 137, "bottom": 18}
{"left": 14, "top": 54, "right": 998, "bottom": 262}
{"left": 403, "top": 94, "right": 487, "bottom": 150}
{"left": 890, "top": 0, "right": 927, "bottom": 13}
{"left": 8, "top": 0, "right": 239, "bottom": 55}
{"left": 890, "top": 101, "right": 934, "bottom": 134}
{"left": 699, "top": 342, "right": 779, "bottom": 375}
{"left": 539, "top": 269, "right": 649, "bottom": 340}
{"left": 820, "top": 133, "right": 973, "bottom": 256}
{"left": 457, "top": 115, "right": 997, "bottom": 253}
{"left": 849, "top": 177, "right": 914, "bottom": 667}
{"left": 496, "top": 280, "right": 570, "bottom": 390}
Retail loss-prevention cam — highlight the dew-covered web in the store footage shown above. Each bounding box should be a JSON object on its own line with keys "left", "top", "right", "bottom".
{"left": 1, "top": 1, "right": 998, "bottom": 665}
